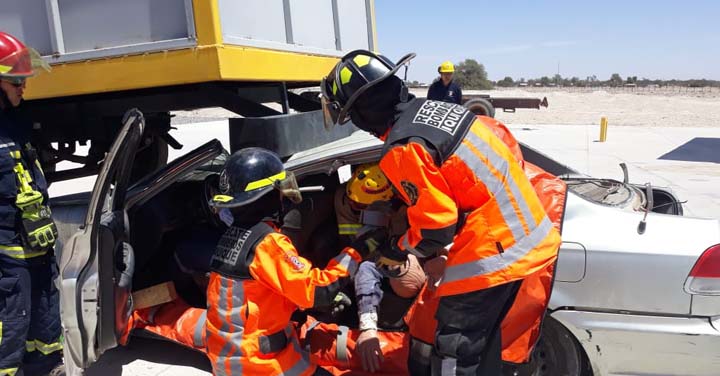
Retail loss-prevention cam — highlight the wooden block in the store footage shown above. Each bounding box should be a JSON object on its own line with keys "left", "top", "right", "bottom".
{"left": 132, "top": 281, "right": 178, "bottom": 310}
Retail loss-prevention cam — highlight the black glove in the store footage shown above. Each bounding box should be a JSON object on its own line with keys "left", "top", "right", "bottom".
{"left": 350, "top": 227, "right": 389, "bottom": 259}
{"left": 376, "top": 238, "right": 408, "bottom": 267}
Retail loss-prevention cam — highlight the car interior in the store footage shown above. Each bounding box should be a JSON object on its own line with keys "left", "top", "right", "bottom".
{"left": 125, "top": 147, "right": 379, "bottom": 327}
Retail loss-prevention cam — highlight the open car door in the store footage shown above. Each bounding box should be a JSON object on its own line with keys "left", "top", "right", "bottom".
{"left": 58, "top": 109, "right": 144, "bottom": 372}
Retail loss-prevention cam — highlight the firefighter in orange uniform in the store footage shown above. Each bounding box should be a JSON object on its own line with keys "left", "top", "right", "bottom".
{"left": 205, "top": 147, "right": 386, "bottom": 376}
{"left": 320, "top": 50, "right": 561, "bottom": 375}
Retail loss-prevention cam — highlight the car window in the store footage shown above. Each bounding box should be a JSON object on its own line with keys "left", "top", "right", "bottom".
{"left": 176, "top": 152, "right": 227, "bottom": 183}
{"left": 126, "top": 139, "right": 226, "bottom": 209}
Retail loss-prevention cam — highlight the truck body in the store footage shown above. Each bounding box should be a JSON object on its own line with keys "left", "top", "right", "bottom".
{"left": 3, "top": 0, "right": 376, "bottom": 181}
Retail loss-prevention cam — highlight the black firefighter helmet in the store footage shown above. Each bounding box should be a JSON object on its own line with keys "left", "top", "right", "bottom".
{"left": 320, "top": 50, "right": 415, "bottom": 131}
{"left": 209, "top": 147, "right": 301, "bottom": 209}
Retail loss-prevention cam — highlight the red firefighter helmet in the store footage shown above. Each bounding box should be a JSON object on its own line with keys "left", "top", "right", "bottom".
{"left": 0, "top": 31, "right": 50, "bottom": 78}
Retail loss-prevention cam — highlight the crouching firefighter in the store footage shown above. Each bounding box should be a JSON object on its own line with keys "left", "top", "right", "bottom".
{"left": 321, "top": 50, "right": 561, "bottom": 375}
{"left": 205, "top": 147, "right": 387, "bottom": 376}
{"left": 0, "top": 31, "right": 63, "bottom": 376}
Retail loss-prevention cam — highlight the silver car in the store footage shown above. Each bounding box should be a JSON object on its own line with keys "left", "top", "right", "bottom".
{"left": 54, "top": 111, "right": 720, "bottom": 375}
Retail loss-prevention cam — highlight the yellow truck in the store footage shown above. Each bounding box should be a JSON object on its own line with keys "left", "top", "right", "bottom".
{"left": 3, "top": 0, "right": 376, "bottom": 181}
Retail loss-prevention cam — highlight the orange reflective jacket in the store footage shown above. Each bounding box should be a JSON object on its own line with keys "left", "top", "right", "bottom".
{"left": 395, "top": 114, "right": 567, "bottom": 363}
{"left": 380, "top": 104, "right": 561, "bottom": 297}
{"left": 206, "top": 222, "right": 362, "bottom": 376}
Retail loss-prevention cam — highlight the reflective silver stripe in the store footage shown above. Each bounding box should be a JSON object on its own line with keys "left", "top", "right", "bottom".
{"left": 441, "top": 357, "right": 457, "bottom": 375}
{"left": 464, "top": 130, "right": 537, "bottom": 230}
{"left": 336, "top": 326, "right": 350, "bottom": 363}
{"left": 213, "top": 276, "right": 245, "bottom": 376}
{"left": 283, "top": 330, "right": 314, "bottom": 376}
{"left": 334, "top": 252, "right": 358, "bottom": 275}
{"left": 0, "top": 142, "right": 15, "bottom": 149}
{"left": 193, "top": 310, "right": 207, "bottom": 348}
{"left": 455, "top": 141, "right": 525, "bottom": 240}
{"left": 442, "top": 217, "right": 553, "bottom": 284}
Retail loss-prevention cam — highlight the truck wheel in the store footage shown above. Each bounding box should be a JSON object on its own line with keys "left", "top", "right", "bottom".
{"left": 464, "top": 98, "right": 496, "bottom": 118}
{"left": 503, "top": 317, "right": 592, "bottom": 376}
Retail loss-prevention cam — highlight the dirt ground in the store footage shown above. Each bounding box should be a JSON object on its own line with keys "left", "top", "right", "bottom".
{"left": 172, "top": 87, "right": 720, "bottom": 129}
{"left": 457, "top": 88, "right": 720, "bottom": 128}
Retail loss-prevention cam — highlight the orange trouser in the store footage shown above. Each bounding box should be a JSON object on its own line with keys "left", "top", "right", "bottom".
{"left": 132, "top": 299, "right": 207, "bottom": 352}
{"left": 299, "top": 316, "right": 409, "bottom": 376}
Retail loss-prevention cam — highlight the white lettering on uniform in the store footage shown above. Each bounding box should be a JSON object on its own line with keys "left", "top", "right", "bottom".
{"left": 412, "top": 100, "right": 470, "bottom": 135}
{"left": 212, "top": 227, "right": 252, "bottom": 265}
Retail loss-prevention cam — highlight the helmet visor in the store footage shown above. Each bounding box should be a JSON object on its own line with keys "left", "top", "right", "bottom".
{"left": 320, "top": 90, "right": 341, "bottom": 130}
{"left": 275, "top": 171, "right": 302, "bottom": 204}
{"left": 0, "top": 48, "right": 50, "bottom": 78}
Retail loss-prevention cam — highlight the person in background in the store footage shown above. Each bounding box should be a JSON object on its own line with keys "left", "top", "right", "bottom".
{"left": 426, "top": 61, "right": 462, "bottom": 104}
{"left": 0, "top": 31, "right": 64, "bottom": 376}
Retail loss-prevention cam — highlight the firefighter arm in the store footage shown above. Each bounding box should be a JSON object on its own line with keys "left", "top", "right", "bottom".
{"left": 380, "top": 142, "right": 458, "bottom": 258}
{"left": 249, "top": 233, "right": 362, "bottom": 309}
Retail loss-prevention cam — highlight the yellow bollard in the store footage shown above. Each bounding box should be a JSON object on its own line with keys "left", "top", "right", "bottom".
{"left": 599, "top": 117, "right": 608, "bottom": 142}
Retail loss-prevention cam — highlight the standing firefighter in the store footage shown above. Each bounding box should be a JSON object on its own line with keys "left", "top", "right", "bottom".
{"left": 427, "top": 61, "right": 462, "bottom": 104}
{"left": 0, "top": 32, "right": 64, "bottom": 376}
{"left": 205, "top": 147, "right": 386, "bottom": 375}
{"left": 320, "top": 50, "right": 561, "bottom": 375}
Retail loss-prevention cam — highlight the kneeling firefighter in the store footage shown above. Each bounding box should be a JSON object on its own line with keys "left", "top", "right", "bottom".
{"left": 320, "top": 50, "right": 561, "bottom": 375}
{"left": 0, "top": 31, "right": 63, "bottom": 376}
{"left": 205, "top": 147, "right": 387, "bottom": 376}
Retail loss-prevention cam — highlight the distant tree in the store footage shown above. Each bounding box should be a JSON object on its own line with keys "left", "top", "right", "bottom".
{"left": 540, "top": 76, "right": 551, "bottom": 86}
{"left": 497, "top": 76, "right": 515, "bottom": 87}
{"left": 610, "top": 73, "right": 623, "bottom": 86}
{"left": 553, "top": 74, "right": 562, "bottom": 85}
{"left": 454, "top": 59, "right": 493, "bottom": 89}
{"left": 570, "top": 76, "right": 581, "bottom": 86}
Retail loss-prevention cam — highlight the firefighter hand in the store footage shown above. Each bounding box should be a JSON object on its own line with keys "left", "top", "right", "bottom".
{"left": 424, "top": 255, "right": 447, "bottom": 291}
{"left": 331, "top": 292, "right": 352, "bottom": 316}
{"left": 351, "top": 228, "right": 389, "bottom": 259}
{"left": 357, "top": 329, "right": 384, "bottom": 373}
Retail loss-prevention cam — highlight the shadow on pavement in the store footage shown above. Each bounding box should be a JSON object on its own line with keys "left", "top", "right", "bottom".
{"left": 85, "top": 337, "right": 211, "bottom": 375}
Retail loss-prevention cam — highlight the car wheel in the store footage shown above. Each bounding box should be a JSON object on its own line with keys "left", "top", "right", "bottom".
{"left": 464, "top": 98, "right": 496, "bottom": 118}
{"left": 504, "top": 317, "right": 591, "bottom": 376}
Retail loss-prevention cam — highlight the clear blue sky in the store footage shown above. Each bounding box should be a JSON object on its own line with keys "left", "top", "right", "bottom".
{"left": 374, "top": 0, "right": 720, "bottom": 83}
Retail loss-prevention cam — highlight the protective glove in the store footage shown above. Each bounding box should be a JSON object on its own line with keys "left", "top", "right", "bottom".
{"left": 350, "top": 228, "right": 389, "bottom": 259}
{"left": 356, "top": 329, "right": 384, "bottom": 373}
{"left": 375, "top": 239, "right": 408, "bottom": 268}
{"left": 330, "top": 292, "right": 352, "bottom": 317}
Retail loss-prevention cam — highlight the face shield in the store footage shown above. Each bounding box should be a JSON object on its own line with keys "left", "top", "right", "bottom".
{"left": 320, "top": 77, "right": 342, "bottom": 131}
{"left": 0, "top": 48, "right": 50, "bottom": 78}
{"left": 274, "top": 171, "right": 303, "bottom": 204}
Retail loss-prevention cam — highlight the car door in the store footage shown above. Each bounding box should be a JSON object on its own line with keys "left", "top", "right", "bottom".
{"left": 58, "top": 109, "right": 144, "bottom": 371}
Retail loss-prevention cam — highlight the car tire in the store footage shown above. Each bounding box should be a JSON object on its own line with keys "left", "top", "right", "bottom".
{"left": 504, "top": 317, "right": 592, "bottom": 376}
{"left": 464, "top": 98, "right": 496, "bottom": 118}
